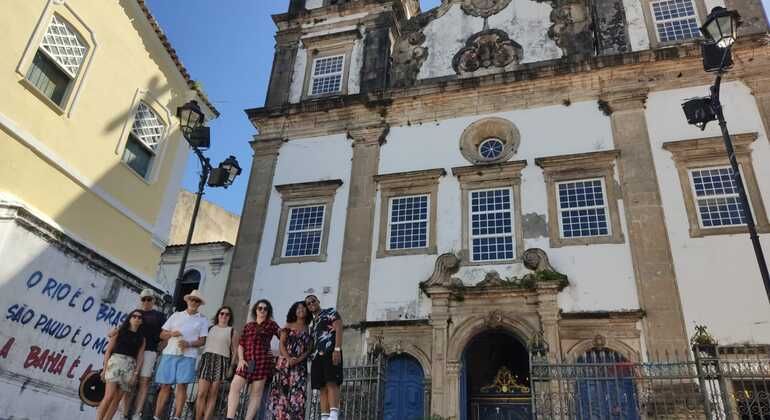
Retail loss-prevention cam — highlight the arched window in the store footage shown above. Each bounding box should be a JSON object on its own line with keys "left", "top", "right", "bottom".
{"left": 122, "top": 102, "right": 166, "bottom": 178}
{"left": 175, "top": 269, "right": 201, "bottom": 311}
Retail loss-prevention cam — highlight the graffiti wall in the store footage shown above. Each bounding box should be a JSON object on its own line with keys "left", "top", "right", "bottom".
{"left": 0, "top": 222, "right": 144, "bottom": 419}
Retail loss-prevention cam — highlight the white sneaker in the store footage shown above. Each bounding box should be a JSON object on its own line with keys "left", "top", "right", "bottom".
{"left": 131, "top": 414, "right": 141, "bottom": 420}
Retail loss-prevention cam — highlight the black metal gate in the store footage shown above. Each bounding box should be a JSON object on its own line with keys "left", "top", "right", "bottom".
{"left": 530, "top": 344, "right": 770, "bottom": 419}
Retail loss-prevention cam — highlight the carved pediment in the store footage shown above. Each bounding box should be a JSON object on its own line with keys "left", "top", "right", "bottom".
{"left": 452, "top": 29, "right": 522, "bottom": 75}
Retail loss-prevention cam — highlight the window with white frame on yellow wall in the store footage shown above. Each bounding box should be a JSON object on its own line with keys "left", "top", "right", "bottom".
{"left": 24, "top": 14, "right": 89, "bottom": 108}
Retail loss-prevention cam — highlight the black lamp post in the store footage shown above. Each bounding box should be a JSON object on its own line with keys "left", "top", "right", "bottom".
{"left": 681, "top": 7, "right": 770, "bottom": 302}
{"left": 173, "top": 100, "right": 242, "bottom": 311}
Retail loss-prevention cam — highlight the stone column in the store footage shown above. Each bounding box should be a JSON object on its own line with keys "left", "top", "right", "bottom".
{"left": 336, "top": 125, "right": 387, "bottom": 356}
{"left": 602, "top": 88, "right": 690, "bottom": 353}
{"left": 744, "top": 77, "right": 770, "bottom": 144}
{"left": 223, "top": 138, "right": 282, "bottom": 327}
{"left": 264, "top": 30, "right": 300, "bottom": 108}
{"left": 427, "top": 292, "right": 451, "bottom": 417}
{"left": 536, "top": 284, "right": 561, "bottom": 360}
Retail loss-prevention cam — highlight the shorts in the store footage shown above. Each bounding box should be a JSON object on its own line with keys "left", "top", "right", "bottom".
{"left": 154, "top": 355, "right": 197, "bottom": 385}
{"left": 310, "top": 351, "right": 343, "bottom": 390}
{"left": 105, "top": 354, "right": 137, "bottom": 392}
{"left": 139, "top": 350, "right": 157, "bottom": 378}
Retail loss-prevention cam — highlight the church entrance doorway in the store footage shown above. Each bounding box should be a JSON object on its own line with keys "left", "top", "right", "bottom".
{"left": 460, "top": 329, "right": 532, "bottom": 420}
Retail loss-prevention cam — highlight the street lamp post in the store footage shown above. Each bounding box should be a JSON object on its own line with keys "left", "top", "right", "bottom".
{"left": 681, "top": 7, "right": 770, "bottom": 302}
{"left": 173, "top": 100, "right": 242, "bottom": 311}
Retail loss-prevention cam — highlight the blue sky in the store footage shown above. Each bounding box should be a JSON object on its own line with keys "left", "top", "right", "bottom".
{"left": 145, "top": 0, "right": 442, "bottom": 215}
{"left": 146, "top": 0, "right": 769, "bottom": 216}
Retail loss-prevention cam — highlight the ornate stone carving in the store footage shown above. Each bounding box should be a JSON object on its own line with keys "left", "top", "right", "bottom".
{"left": 391, "top": 28, "right": 429, "bottom": 89}
{"left": 461, "top": 0, "right": 513, "bottom": 18}
{"left": 480, "top": 366, "right": 530, "bottom": 393}
{"left": 593, "top": 334, "right": 607, "bottom": 348}
{"left": 422, "top": 252, "right": 462, "bottom": 287}
{"left": 476, "top": 271, "right": 506, "bottom": 287}
{"left": 522, "top": 248, "right": 557, "bottom": 273}
{"left": 484, "top": 310, "right": 504, "bottom": 328}
{"left": 547, "top": 0, "right": 595, "bottom": 56}
{"left": 452, "top": 29, "right": 522, "bottom": 75}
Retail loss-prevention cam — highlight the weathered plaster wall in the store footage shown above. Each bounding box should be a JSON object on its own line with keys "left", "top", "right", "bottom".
{"left": 157, "top": 245, "right": 233, "bottom": 320}
{"left": 417, "top": 3, "right": 562, "bottom": 80}
{"left": 306, "top": 0, "right": 324, "bottom": 9}
{"left": 622, "top": 0, "right": 651, "bottom": 51}
{"left": 367, "top": 100, "right": 640, "bottom": 321}
{"left": 167, "top": 190, "right": 240, "bottom": 245}
{"left": 250, "top": 135, "right": 352, "bottom": 324}
{"left": 0, "top": 222, "right": 144, "bottom": 419}
{"left": 647, "top": 81, "right": 770, "bottom": 345}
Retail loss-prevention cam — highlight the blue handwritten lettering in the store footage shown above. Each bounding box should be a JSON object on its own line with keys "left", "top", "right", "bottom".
{"left": 82, "top": 296, "right": 95, "bottom": 313}
{"left": 26, "top": 271, "right": 43, "bottom": 289}
{"left": 6, "top": 304, "right": 35, "bottom": 325}
{"left": 91, "top": 337, "right": 108, "bottom": 354}
{"left": 68, "top": 289, "right": 82, "bottom": 308}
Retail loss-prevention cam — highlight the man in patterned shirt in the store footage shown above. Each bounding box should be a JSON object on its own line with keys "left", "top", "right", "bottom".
{"left": 305, "top": 294, "right": 343, "bottom": 420}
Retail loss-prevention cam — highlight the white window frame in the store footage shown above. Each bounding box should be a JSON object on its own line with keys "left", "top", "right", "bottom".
{"left": 688, "top": 165, "right": 749, "bottom": 229}
{"left": 555, "top": 177, "right": 612, "bottom": 239}
{"left": 18, "top": 7, "right": 96, "bottom": 114}
{"left": 308, "top": 54, "right": 345, "bottom": 96}
{"left": 386, "top": 194, "right": 430, "bottom": 251}
{"left": 282, "top": 204, "right": 327, "bottom": 258}
{"left": 468, "top": 187, "right": 516, "bottom": 263}
{"left": 649, "top": 0, "right": 701, "bottom": 43}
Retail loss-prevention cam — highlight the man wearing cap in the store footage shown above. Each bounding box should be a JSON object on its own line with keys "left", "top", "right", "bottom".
{"left": 152, "top": 290, "right": 210, "bottom": 420}
{"left": 128, "top": 289, "right": 166, "bottom": 420}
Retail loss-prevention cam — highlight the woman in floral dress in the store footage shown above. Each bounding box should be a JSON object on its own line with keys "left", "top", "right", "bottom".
{"left": 269, "top": 301, "right": 312, "bottom": 420}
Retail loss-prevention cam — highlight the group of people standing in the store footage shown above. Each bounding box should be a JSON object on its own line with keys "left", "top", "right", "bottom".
{"left": 96, "top": 289, "right": 344, "bottom": 420}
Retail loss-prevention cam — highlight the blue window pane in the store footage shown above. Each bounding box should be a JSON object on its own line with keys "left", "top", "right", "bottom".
{"left": 470, "top": 189, "right": 514, "bottom": 261}
{"left": 557, "top": 179, "right": 609, "bottom": 238}
{"left": 389, "top": 195, "right": 429, "bottom": 250}
{"left": 284, "top": 205, "right": 325, "bottom": 257}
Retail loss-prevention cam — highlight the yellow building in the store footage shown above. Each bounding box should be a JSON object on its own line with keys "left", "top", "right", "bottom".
{"left": 0, "top": 1, "right": 217, "bottom": 417}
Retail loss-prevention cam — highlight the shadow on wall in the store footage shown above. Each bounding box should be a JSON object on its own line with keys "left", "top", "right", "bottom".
{"left": 0, "top": 75, "right": 183, "bottom": 420}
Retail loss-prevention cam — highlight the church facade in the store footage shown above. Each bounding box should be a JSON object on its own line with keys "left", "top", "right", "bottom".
{"left": 227, "top": 0, "right": 770, "bottom": 418}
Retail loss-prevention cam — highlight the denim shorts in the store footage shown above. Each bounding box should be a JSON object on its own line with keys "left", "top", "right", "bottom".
{"left": 154, "top": 355, "right": 197, "bottom": 384}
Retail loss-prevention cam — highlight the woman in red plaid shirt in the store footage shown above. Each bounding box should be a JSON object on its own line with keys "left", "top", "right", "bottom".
{"left": 224, "top": 299, "right": 280, "bottom": 420}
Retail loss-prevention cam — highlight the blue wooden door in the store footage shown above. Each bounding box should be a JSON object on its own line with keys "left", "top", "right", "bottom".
{"left": 385, "top": 355, "right": 425, "bottom": 420}
{"left": 576, "top": 351, "right": 640, "bottom": 419}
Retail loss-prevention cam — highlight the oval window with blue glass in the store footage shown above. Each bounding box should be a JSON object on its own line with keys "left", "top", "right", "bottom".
{"left": 478, "top": 138, "right": 504, "bottom": 160}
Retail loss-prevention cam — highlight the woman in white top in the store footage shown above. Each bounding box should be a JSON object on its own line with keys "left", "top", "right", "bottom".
{"left": 195, "top": 306, "right": 239, "bottom": 420}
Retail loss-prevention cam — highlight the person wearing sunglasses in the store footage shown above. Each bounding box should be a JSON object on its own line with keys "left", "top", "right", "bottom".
{"left": 153, "top": 290, "right": 210, "bottom": 420}
{"left": 194, "top": 306, "right": 239, "bottom": 420}
{"left": 268, "top": 300, "right": 313, "bottom": 420}
{"left": 225, "top": 299, "right": 280, "bottom": 420}
{"left": 121, "top": 289, "right": 166, "bottom": 420}
{"left": 97, "top": 310, "right": 145, "bottom": 420}
{"left": 304, "top": 295, "right": 344, "bottom": 420}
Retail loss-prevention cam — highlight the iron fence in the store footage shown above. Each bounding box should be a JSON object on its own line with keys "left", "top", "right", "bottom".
{"left": 530, "top": 345, "right": 770, "bottom": 420}
{"left": 307, "top": 352, "right": 387, "bottom": 420}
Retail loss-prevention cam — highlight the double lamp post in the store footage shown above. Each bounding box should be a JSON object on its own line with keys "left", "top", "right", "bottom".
{"left": 172, "top": 100, "right": 242, "bottom": 310}
{"left": 681, "top": 7, "right": 770, "bottom": 302}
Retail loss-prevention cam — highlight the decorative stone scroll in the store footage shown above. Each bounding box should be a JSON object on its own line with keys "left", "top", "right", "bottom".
{"left": 421, "top": 252, "right": 462, "bottom": 288}
{"left": 461, "top": 0, "right": 513, "bottom": 18}
{"left": 452, "top": 29, "right": 522, "bottom": 75}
